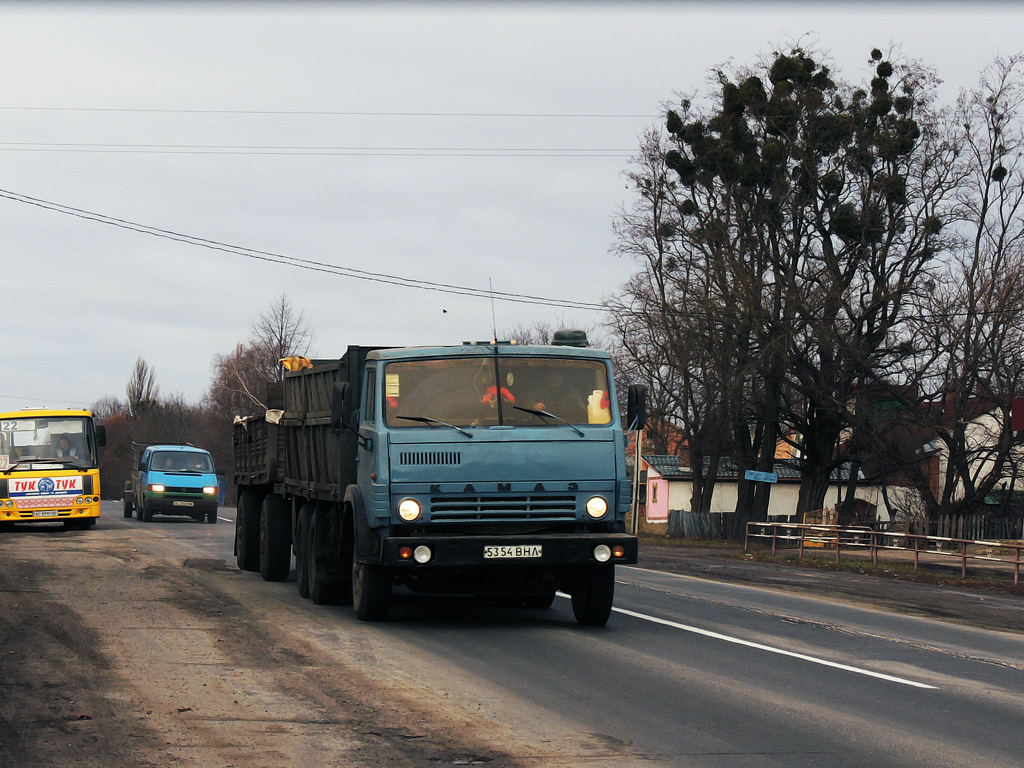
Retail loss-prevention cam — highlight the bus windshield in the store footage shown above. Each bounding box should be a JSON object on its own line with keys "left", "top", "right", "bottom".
{"left": 383, "top": 357, "right": 612, "bottom": 428}
{"left": 0, "top": 416, "right": 98, "bottom": 469}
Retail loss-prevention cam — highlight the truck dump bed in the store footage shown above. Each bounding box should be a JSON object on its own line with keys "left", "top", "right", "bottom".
{"left": 232, "top": 346, "right": 379, "bottom": 501}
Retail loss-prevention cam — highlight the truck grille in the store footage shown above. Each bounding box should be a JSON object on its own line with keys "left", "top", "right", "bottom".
{"left": 430, "top": 494, "right": 576, "bottom": 522}
{"left": 399, "top": 451, "right": 461, "bottom": 467}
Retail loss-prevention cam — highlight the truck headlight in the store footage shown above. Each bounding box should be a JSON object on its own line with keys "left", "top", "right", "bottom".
{"left": 398, "top": 498, "right": 421, "bottom": 522}
{"left": 148, "top": 484, "right": 165, "bottom": 493}
{"left": 203, "top": 486, "right": 218, "bottom": 495}
{"left": 585, "top": 496, "right": 608, "bottom": 519}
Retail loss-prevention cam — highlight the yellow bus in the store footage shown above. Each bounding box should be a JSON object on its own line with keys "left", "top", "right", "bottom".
{"left": 0, "top": 408, "right": 106, "bottom": 530}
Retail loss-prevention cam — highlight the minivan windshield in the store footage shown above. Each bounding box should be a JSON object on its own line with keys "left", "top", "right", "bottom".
{"left": 152, "top": 451, "right": 214, "bottom": 473}
{"left": 384, "top": 357, "right": 612, "bottom": 428}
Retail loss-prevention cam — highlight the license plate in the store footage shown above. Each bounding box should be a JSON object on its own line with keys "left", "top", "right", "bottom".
{"left": 484, "top": 545, "right": 542, "bottom": 559}
{"left": 172, "top": 501, "right": 194, "bottom": 507}
{"left": 33, "top": 510, "right": 59, "bottom": 518}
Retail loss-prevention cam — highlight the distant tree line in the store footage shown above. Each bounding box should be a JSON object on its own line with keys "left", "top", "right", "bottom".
{"left": 93, "top": 295, "right": 312, "bottom": 503}
{"left": 608, "top": 46, "right": 1024, "bottom": 532}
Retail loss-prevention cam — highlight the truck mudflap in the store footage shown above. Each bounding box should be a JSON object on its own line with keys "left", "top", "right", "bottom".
{"left": 381, "top": 533, "right": 637, "bottom": 568}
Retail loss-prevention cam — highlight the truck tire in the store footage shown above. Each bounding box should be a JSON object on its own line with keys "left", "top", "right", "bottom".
{"left": 571, "top": 565, "right": 615, "bottom": 626}
{"left": 123, "top": 497, "right": 133, "bottom": 518}
{"left": 259, "top": 493, "right": 291, "bottom": 582}
{"left": 235, "top": 489, "right": 261, "bottom": 572}
{"left": 307, "top": 509, "right": 343, "bottom": 605}
{"left": 206, "top": 508, "right": 218, "bottom": 524}
{"left": 295, "top": 504, "right": 314, "bottom": 598}
{"left": 140, "top": 499, "right": 153, "bottom": 522}
{"left": 352, "top": 555, "right": 391, "bottom": 622}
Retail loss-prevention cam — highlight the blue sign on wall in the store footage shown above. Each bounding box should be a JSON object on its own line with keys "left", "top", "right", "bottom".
{"left": 744, "top": 470, "right": 778, "bottom": 484}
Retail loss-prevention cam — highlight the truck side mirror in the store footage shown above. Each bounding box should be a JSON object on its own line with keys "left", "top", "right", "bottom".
{"left": 331, "top": 382, "right": 352, "bottom": 430}
{"left": 95, "top": 424, "right": 106, "bottom": 448}
{"left": 138, "top": 461, "right": 146, "bottom": 472}
{"left": 627, "top": 385, "right": 647, "bottom": 431}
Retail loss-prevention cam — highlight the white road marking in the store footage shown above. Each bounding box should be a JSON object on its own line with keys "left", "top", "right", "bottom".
{"left": 219, "top": 516, "right": 234, "bottom": 523}
{"left": 610, "top": 604, "right": 937, "bottom": 690}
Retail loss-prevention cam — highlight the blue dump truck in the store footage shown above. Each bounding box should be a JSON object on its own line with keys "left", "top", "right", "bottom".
{"left": 232, "top": 333, "right": 646, "bottom": 625}
{"left": 123, "top": 444, "right": 220, "bottom": 523}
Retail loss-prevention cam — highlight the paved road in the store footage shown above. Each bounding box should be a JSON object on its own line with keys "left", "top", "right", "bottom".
{"left": 2, "top": 503, "right": 1022, "bottom": 767}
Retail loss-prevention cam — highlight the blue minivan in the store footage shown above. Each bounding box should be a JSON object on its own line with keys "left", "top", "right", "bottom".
{"left": 124, "top": 444, "right": 219, "bottom": 523}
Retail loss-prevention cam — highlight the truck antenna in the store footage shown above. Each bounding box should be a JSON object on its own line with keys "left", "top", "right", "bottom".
{"left": 489, "top": 277, "right": 498, "bottom": 344}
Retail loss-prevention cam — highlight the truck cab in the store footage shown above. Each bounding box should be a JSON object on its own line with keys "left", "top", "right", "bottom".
{"left": 234, "top": 335, "right": 645, "bottom": 626}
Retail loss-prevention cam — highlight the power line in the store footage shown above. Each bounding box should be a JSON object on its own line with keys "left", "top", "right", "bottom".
{"left": 0, "top": 141, "right": 633, "bottom": 158}
{"left": 0, "top": 106, "right": 658, "bottom": 119}
{"left": 0, "top": 187, "right": 607, "bottom": 312}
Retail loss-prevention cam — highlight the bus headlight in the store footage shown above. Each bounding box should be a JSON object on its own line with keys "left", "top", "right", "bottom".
{"left": 398, "top": 498, "right": 421, "bottom": 522}
{"left": 585, "top": 496, "right": 608, "bottom": 519}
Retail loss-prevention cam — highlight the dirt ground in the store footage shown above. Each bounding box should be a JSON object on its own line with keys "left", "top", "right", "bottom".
{"left": 0, "top": 523, "right": 522, "bottom": 768}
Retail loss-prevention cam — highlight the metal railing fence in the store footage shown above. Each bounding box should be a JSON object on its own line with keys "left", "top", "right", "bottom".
{"left": 744, "top": 522, "right": 1023, "bottom": 585}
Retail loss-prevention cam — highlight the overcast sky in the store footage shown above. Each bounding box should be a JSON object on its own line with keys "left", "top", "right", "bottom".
{"left": 1, "top": 1, "right": 1022, "bottom": 414}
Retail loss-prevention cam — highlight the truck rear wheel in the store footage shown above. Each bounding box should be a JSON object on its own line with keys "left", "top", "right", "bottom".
{"left": 259, "top": 493, "right": 291, "bottom": 582}
{"left": 235, "top": 489, "right": 261, "bottom": 572}
{"left": 571, "top": 565, "right": 615, "bottom": 626}
{"left": 123, "top": 497, "right": 133, "bottom": 518}
{"left": 352, "top": 556, "right": 391, "bottom": 621}
{"left": 295, "top": 504, "right": 314, "bottom": 598}
{"left": 308, "top": 508, "right": 343, "bottom": 605}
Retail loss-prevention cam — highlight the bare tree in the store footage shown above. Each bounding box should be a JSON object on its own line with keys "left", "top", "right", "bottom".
{"left": 125, "top": 357, "right": 159, "bottom": 416}
{"left": 886, "top": 55, "right": 1024, "bottom": 519}
{"left": 208, "top": 295, "right": 315, "bottom": 416}
{"left": 250, "top": 294, "right": 314, "bottom": 384}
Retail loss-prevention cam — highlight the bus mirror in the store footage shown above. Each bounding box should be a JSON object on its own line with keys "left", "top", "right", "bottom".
{"left": 95, "top": 424, "right": 107, "bottom": 448}
{"left": 331, "top": 382, "right": 353, "bottom": 430}
{"left": 627, "top": 385, "right": 647, "bottom": 431}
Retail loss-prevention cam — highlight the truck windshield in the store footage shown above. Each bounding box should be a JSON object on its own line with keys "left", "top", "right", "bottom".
{"left": 384, "top": 357, "right": 612, "bottom": 428}
{"left": 152, "top": 451, "right": 214, "bottom": 473}
{"left": 0, "top": 416, "right": 98, "bottom": 469}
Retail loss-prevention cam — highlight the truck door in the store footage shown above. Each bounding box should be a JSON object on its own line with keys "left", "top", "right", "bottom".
{"left": 356, "top": 365, "right": 379, "bottom": 491}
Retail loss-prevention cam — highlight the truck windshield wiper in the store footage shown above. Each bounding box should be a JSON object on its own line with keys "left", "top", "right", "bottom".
{"left": 396, "top": 415, "right": 474, "bottom": 438}
{"left": 511, "top": 406, "right": 585, "bottom": 437}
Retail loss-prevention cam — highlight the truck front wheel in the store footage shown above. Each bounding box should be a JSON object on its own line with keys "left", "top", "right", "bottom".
{"left": 259, "top": 493, "right": 291, "bottom": 582}
{"left": 235, "top": 489, "right": 261, "bottom": 572}
{"left": 352, "top": 556, "right": 391, "bottom": 621}
{"left": 571, "top": 566, "right": 615, "bottom": 626}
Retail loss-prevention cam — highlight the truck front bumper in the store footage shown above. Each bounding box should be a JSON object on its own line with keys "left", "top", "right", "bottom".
{"left": 381, "top": 533, "right": 638, "bottom": 568}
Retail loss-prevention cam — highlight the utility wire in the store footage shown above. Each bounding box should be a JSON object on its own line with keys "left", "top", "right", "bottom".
{"left": 0, "top": 142, "right": 633, "bottom": 158}
{"left": 0, "top": 187, "right": 606, "bottom": 312}
{"left": 0, "top": 106, "right": 658, "bottom": 119}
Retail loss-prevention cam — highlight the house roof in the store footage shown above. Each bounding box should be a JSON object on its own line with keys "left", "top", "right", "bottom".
{"left": 643, "top": 455, "right": 854, "bottom": 482}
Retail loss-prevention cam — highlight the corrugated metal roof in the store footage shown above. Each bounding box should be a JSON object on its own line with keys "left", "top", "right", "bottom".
{"left": 642, "top": 455, "right": 854, "bottom": 482}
